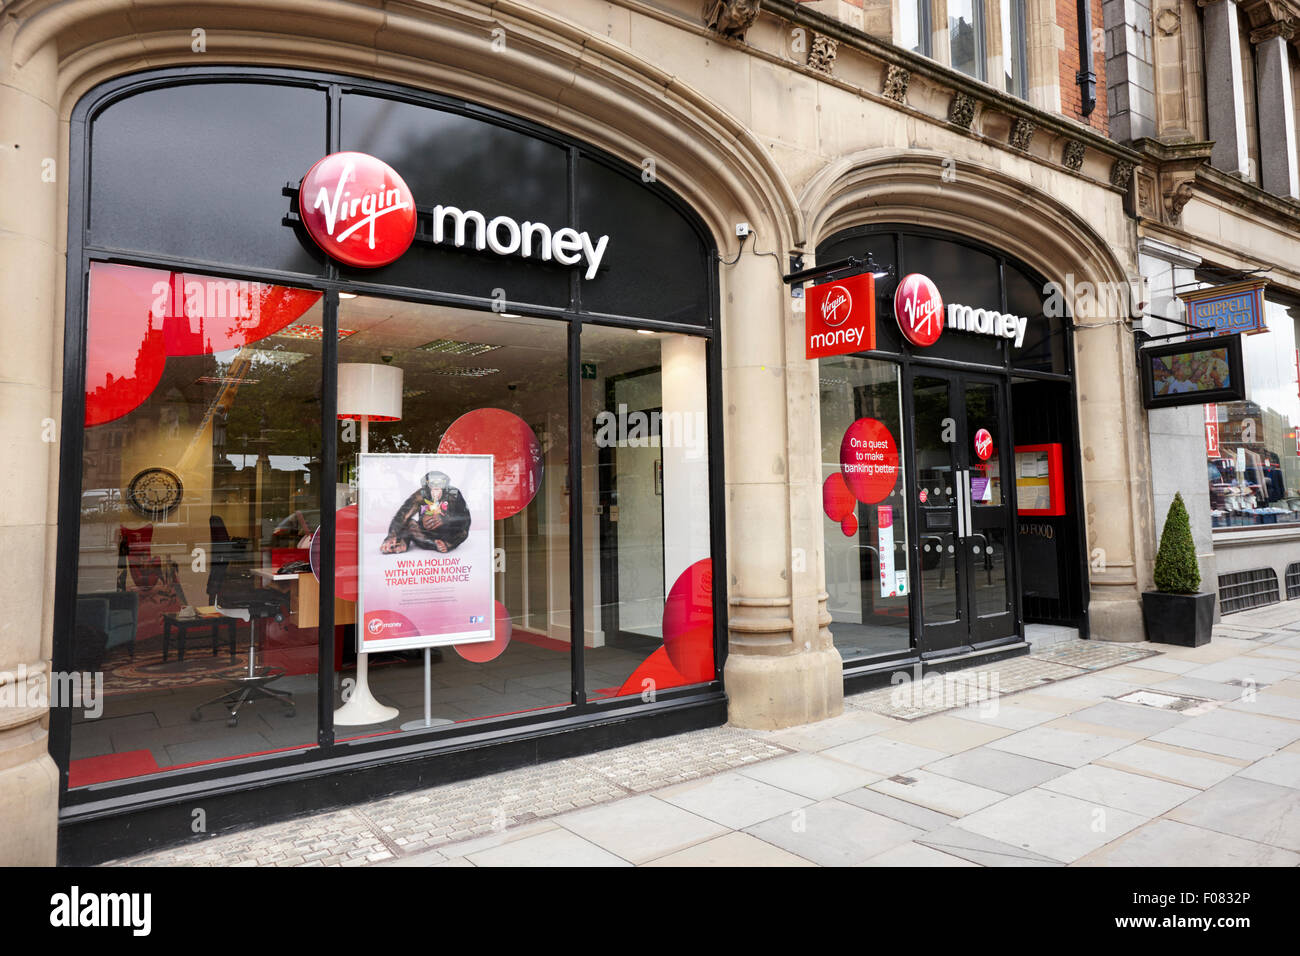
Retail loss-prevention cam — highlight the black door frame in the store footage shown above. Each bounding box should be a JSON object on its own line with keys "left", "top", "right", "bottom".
{"left": 906, "top": 366, "right": 1020, "bottom": 655}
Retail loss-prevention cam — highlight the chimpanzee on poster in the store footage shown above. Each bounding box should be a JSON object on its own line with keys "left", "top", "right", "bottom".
{"left": 380, "top": 470, "right": 471, "bottom": 554}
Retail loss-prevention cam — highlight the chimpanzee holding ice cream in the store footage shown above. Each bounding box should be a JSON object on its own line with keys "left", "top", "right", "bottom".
{"left": 380, "top": 471, "right": 471, "bottom": 554}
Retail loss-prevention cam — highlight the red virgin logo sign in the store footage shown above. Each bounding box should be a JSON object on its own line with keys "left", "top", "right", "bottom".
{"left": 894, "top": 273, "right": 944, "bottom": 347}
{"left": 806, "top": 272, "right": 875, "bottom": 359}
{"left": 821, "top": 285, "right": 852, "bottom": 327}
{"left": 974, "top": 428, "right": 993, "bottom": 461}
{"left": 300, "top": 152, "right": 417, "bottom": 269}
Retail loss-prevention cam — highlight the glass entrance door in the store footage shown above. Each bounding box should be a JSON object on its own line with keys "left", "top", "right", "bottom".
{"left": 911, "top": 370, "right": 1018, "bottom": 653}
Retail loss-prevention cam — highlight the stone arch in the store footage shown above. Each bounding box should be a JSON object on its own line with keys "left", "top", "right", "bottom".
{"left": 798, "top": 148, "right": 1154, "bottom": 642}
{"left": 11, "top": 0, "right": 803, "bottom": 254}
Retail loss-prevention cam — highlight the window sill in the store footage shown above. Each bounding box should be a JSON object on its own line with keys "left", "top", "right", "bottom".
{"left": 1212, "top": 524, "right": 1300, "bottom": 546}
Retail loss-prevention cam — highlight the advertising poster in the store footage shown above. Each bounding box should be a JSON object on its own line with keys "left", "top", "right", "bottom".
{"left": 357, "top": 453, "right": 494, "bottom": 652}
{"left": 877, "top": 505, "right": 896, "bottom": 598}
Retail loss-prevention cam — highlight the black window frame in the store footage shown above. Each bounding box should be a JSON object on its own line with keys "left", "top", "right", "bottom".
{"left": 52, "top": 66, "right": 727, "bottom": 843}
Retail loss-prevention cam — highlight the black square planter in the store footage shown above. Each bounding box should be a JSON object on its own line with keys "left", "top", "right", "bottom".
{"left": 1141, "top": 591, "right": 1215, "bottom": 647}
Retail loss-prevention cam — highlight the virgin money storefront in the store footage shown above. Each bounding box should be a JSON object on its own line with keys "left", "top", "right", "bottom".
{"left": 808, "top": 226, "right": 1089, "bottom": 686}
{"left": 52, "top": 68, "right": 724, "bottom": 863}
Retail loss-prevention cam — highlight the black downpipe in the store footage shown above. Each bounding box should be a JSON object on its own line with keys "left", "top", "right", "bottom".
{"left": 1076, "top": 0, "right": 1097, "bottom": 117}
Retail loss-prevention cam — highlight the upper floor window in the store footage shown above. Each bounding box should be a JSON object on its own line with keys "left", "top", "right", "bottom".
{"left": 899, "top": 0, "right": 1028, "bottom": 101}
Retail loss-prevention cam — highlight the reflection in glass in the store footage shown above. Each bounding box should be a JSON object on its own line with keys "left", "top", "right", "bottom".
{"left": 913, "top": 376, "right": 961, "bottom": 627}
{"left": 949, "top": 0, "right": 980, "bottom": 80}
{"left": 821, "top": 357, "right": 912, "bottom": 660}
{"left": 966, "top": 382, "right": 1010, "bottom": 617}
{"left": 582, "top": 326, "right": 714, "bottom": 699}
{"left": 1207, "top": 300, "right": 1300, "bottom": 528}
{"left": 73, "top": 262, "right": 323, "bottom": 786}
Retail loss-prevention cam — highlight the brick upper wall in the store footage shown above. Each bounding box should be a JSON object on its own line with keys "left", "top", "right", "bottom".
{"left": 1056, "top": 0, "right": 1109, "bottom": 133}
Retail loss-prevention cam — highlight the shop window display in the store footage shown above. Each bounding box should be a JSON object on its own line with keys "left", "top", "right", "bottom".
{"left": 819, "top": 356, "right": 912, "bottom": 660}
{"left": 73, "top": 262, "right": 323, "bottom": 786}
{"left": 1207, "top": 299, "right": 1300, "bottom": 528}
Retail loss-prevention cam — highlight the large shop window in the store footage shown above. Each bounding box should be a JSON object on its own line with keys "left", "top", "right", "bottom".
{"left": 74, "top": 262, "right": 324, "bottom": 785}
{"left": 63, "top": 70, "right": 722, "bottom": 792}
{"left": 820, "top": 357, "right": 911, "bottom": 660}
{"left": 1207, "top": 297, "right": 1300, "bottom": 529}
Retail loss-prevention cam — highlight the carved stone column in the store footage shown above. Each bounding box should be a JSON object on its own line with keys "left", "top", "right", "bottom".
{"left": 1199, "top": 0, "right": 1252, "bottom": 176}
{"left": 1249, "top": 21, "right": 1300, "bottom": 198}
{"left": 0, "top": 31, "right": 61, "bottom": 865}
{"left": 722, "top": 248, "right": 843, "bottom": 729}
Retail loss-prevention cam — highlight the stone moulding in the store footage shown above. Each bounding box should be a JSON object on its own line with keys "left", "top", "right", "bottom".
{"left": 882, "top": 64, "right": 909, "bottom": 103}
{"left": 1111, "top": 159, "right": 1136, "bottom": 189}
{"left": 948, "top": 91, "right": 977, "bottom": 130}
{"left": 1010, "top": 117, "right": 1035, "bottom": 151}
{"left": 808, "top": 32, "right": 838, "bottom": 75}
{"left": 702, "top": 0, "right": 762, "bottom": 40}
{"left": 1063, "top": 139, "right": 1086, "bottom": 171}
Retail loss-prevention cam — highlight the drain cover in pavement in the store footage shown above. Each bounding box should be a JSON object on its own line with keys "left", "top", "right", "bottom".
{"left": 1116, "top": 689, "right": 1218, "bottom": 714}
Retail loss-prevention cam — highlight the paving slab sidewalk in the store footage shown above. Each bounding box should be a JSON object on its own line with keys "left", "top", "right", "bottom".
{"left": 108, "top": 602, "right": 1300, "bottom": 867}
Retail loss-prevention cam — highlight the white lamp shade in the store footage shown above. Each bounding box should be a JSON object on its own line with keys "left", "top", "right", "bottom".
{"left": 338, "top": 363, "right": 403, "bottom": 421}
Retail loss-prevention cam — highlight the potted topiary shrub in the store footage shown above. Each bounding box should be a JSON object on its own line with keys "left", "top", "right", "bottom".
{"left": 1141, "top": 492, "right": 1214, "bottom": 646}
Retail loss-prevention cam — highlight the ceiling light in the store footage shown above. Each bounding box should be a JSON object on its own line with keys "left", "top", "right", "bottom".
{"left": 339, "top": 292, "right": 358, "bottom": 299}
{"left": 417, "top": 339, "right": 503, "bottom": 356}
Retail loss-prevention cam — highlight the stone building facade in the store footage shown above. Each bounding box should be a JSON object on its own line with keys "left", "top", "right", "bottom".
{"left": 1108, "top": 1, "right": 1300, "bottom": 615}
{"left": 1, "top": 0, "right": 1152, "bottom": 864}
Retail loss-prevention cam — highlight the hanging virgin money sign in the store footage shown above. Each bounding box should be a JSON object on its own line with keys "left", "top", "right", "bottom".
{"left": 299, "top": 151, "right": 610, "bottom": 278}
{"left": 357, "top": 453, "right": 495, "bottom": 652}
{"left": 806, "top": 273, "right": 876, "bottom": 359}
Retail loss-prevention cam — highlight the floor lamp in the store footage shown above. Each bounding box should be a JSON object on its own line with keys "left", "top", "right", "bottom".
{"left": 334, "top": 362, "right": 402, "bottom": 726}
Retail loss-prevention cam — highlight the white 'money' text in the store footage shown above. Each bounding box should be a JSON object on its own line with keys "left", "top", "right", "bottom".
{"left": 432, "top": 206, "right": 610, "bottom": 280}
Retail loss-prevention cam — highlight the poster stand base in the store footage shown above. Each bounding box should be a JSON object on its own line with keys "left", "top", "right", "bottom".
{"left": 397, "top": 646, "right": 453, "bottom": 732}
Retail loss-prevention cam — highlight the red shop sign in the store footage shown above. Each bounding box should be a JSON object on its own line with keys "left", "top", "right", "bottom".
{"left": 806, "top": 273, "right": 876, "bottom": 359}
{"left": 894, "top": 273, "right": 944, "bottom": 347}
{"left": 299, "top": 152, "right": 417, "bottom": 268}
{"left": 974, "top": 428, "right": 994, "bottom": 461}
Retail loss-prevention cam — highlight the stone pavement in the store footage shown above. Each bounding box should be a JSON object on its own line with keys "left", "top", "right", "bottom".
{"left": 108, "top": 603, "right": 1300, "bottom": 867}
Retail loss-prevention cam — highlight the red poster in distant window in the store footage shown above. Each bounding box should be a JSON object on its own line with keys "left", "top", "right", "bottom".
{"left": 805, "top": 273, "right": 876, "bottom": 359}
{"left": 1204, "top": 403, "right": 1219, "bottom": 458}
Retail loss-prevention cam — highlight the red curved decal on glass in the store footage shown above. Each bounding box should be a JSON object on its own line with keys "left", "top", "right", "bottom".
{"left": 822, "top": 472, "right": 855, "bottom": 522}
{"left": 454, "top": 601, "right": 513, "bottom": 663}
{"left": 84, "top": 263, "right": 321, "bottom": 427}
{"left": 299, "top": 152, "right": 417, "bottom": 269}
{"left": 841, "top": 512, "right": 858, "bottom": 537}
{"left": 613, "top": 558, "right": 715, "bottom": 697}
{"left": 974, "top": 428, "right": 994, "bottom": 461}
{"left": 438, "top": 409, "right": 543, "bottom": 520}
{"left": 839, "top": 418, "right": 899, "bottom": 504}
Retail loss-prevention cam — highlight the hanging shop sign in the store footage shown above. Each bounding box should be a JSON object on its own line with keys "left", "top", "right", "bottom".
{"left": 892, "top": 273, "right": 1029, "bottom": 348}
{"left": 357, "top": 453, "right": 495, "bottom": 652}
{"left": 805, "top": 273, "right": 876, "bottom": 358}
{"left": 1180, "top": 280, "right": 1268, "bottom": 339}
{"left": 300, "top": 152, "right": 610, "bottom": 277}
{"left": 1139, "top": 333, "right": 1247, "bottom": 409}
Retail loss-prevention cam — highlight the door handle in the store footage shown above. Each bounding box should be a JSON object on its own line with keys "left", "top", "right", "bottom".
{"left": 954, "top": 469, "right": 966, "bottom": 539}
{"left": 961, "top": 469, "right": 973, "bottom": 540}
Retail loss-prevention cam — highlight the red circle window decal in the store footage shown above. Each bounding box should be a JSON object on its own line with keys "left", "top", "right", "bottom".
{"left": 839, "top": 418, "right": 899, "bottom": 505}
{"left": 299, "top": 152, "right": 417, "bottom": 269}
{"left": 893, "top": 273, "right": 944, "bottom": 347}
{"left": 974, "top": 428, "right": 994, "bottom": 461}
